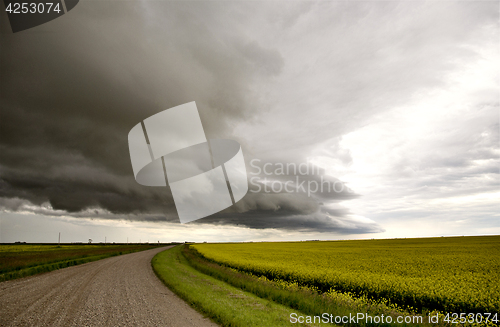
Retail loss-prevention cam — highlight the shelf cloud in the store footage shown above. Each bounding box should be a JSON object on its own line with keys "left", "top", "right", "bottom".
{"left": 1, "top": 1, "right": 497, "bottom": 238}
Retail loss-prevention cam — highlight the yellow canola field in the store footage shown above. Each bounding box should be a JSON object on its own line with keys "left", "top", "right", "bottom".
{"left": 191, "top": 236, "right": 500, "bottom": 313}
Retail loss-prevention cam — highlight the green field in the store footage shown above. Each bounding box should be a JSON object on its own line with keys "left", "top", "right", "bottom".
{"left": 191, "top": 236, "right": 500, "bottom": 314}
{"left": 0, "top": 243, "right": 161, "bottom": 281}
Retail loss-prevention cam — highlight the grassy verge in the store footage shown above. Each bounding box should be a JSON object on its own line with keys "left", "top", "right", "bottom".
{"left": 0, "top": 244, "right": 164, "bottom": 282}
{"left": 183, "top": 245, "right": 467, "bottom": 327}
{"left": 151, "top": 245, "right": 326, "bottom": 327}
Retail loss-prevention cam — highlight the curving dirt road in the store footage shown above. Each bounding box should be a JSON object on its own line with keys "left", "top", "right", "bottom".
{"left": 0, "top": 246, "right": 218, "bottom": 327}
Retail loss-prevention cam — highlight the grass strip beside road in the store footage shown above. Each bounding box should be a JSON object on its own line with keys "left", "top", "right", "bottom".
{"left": 152, "top": 245, "right": 324, "bottom": 327}
{"left": 0, "top": 244, "right": 164, "bottom": 282}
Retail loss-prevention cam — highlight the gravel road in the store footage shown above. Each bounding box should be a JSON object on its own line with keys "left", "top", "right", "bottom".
{"left": 0, "top": 246, "right": 218, "bottom": 327}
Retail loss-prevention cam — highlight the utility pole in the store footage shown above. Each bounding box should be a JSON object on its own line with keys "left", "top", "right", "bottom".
{"left": 105, "top": 236, "right": 106, "bottom": 244}
{"left": 58, "top": 232, "right": 60, "bottom": 246}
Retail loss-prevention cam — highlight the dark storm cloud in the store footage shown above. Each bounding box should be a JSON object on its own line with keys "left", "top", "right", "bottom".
{"left": 0, "top": 1, "right": 283, "bottom": 221}
{"left": 0, "top": 197, "right": 171, "bottom": 222}
{"left": 197, "top": 205, "right": 383, "bottom": 234}
{"left": 1, "top": 0, "right": 368, "bottom": 233}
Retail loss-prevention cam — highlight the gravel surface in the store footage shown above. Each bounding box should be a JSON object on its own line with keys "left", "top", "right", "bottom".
{"left": 0, "top": 246, "right": 218, "bottom": 327}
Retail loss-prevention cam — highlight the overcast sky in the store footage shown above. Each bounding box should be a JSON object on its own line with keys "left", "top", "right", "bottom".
{"left": 1, "top": 1, "right": 498, "bottom": 243}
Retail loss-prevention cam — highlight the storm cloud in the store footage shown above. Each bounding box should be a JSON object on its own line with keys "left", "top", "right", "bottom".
{"left": 1, "top": 1, "right": 497, "bottom": 237}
